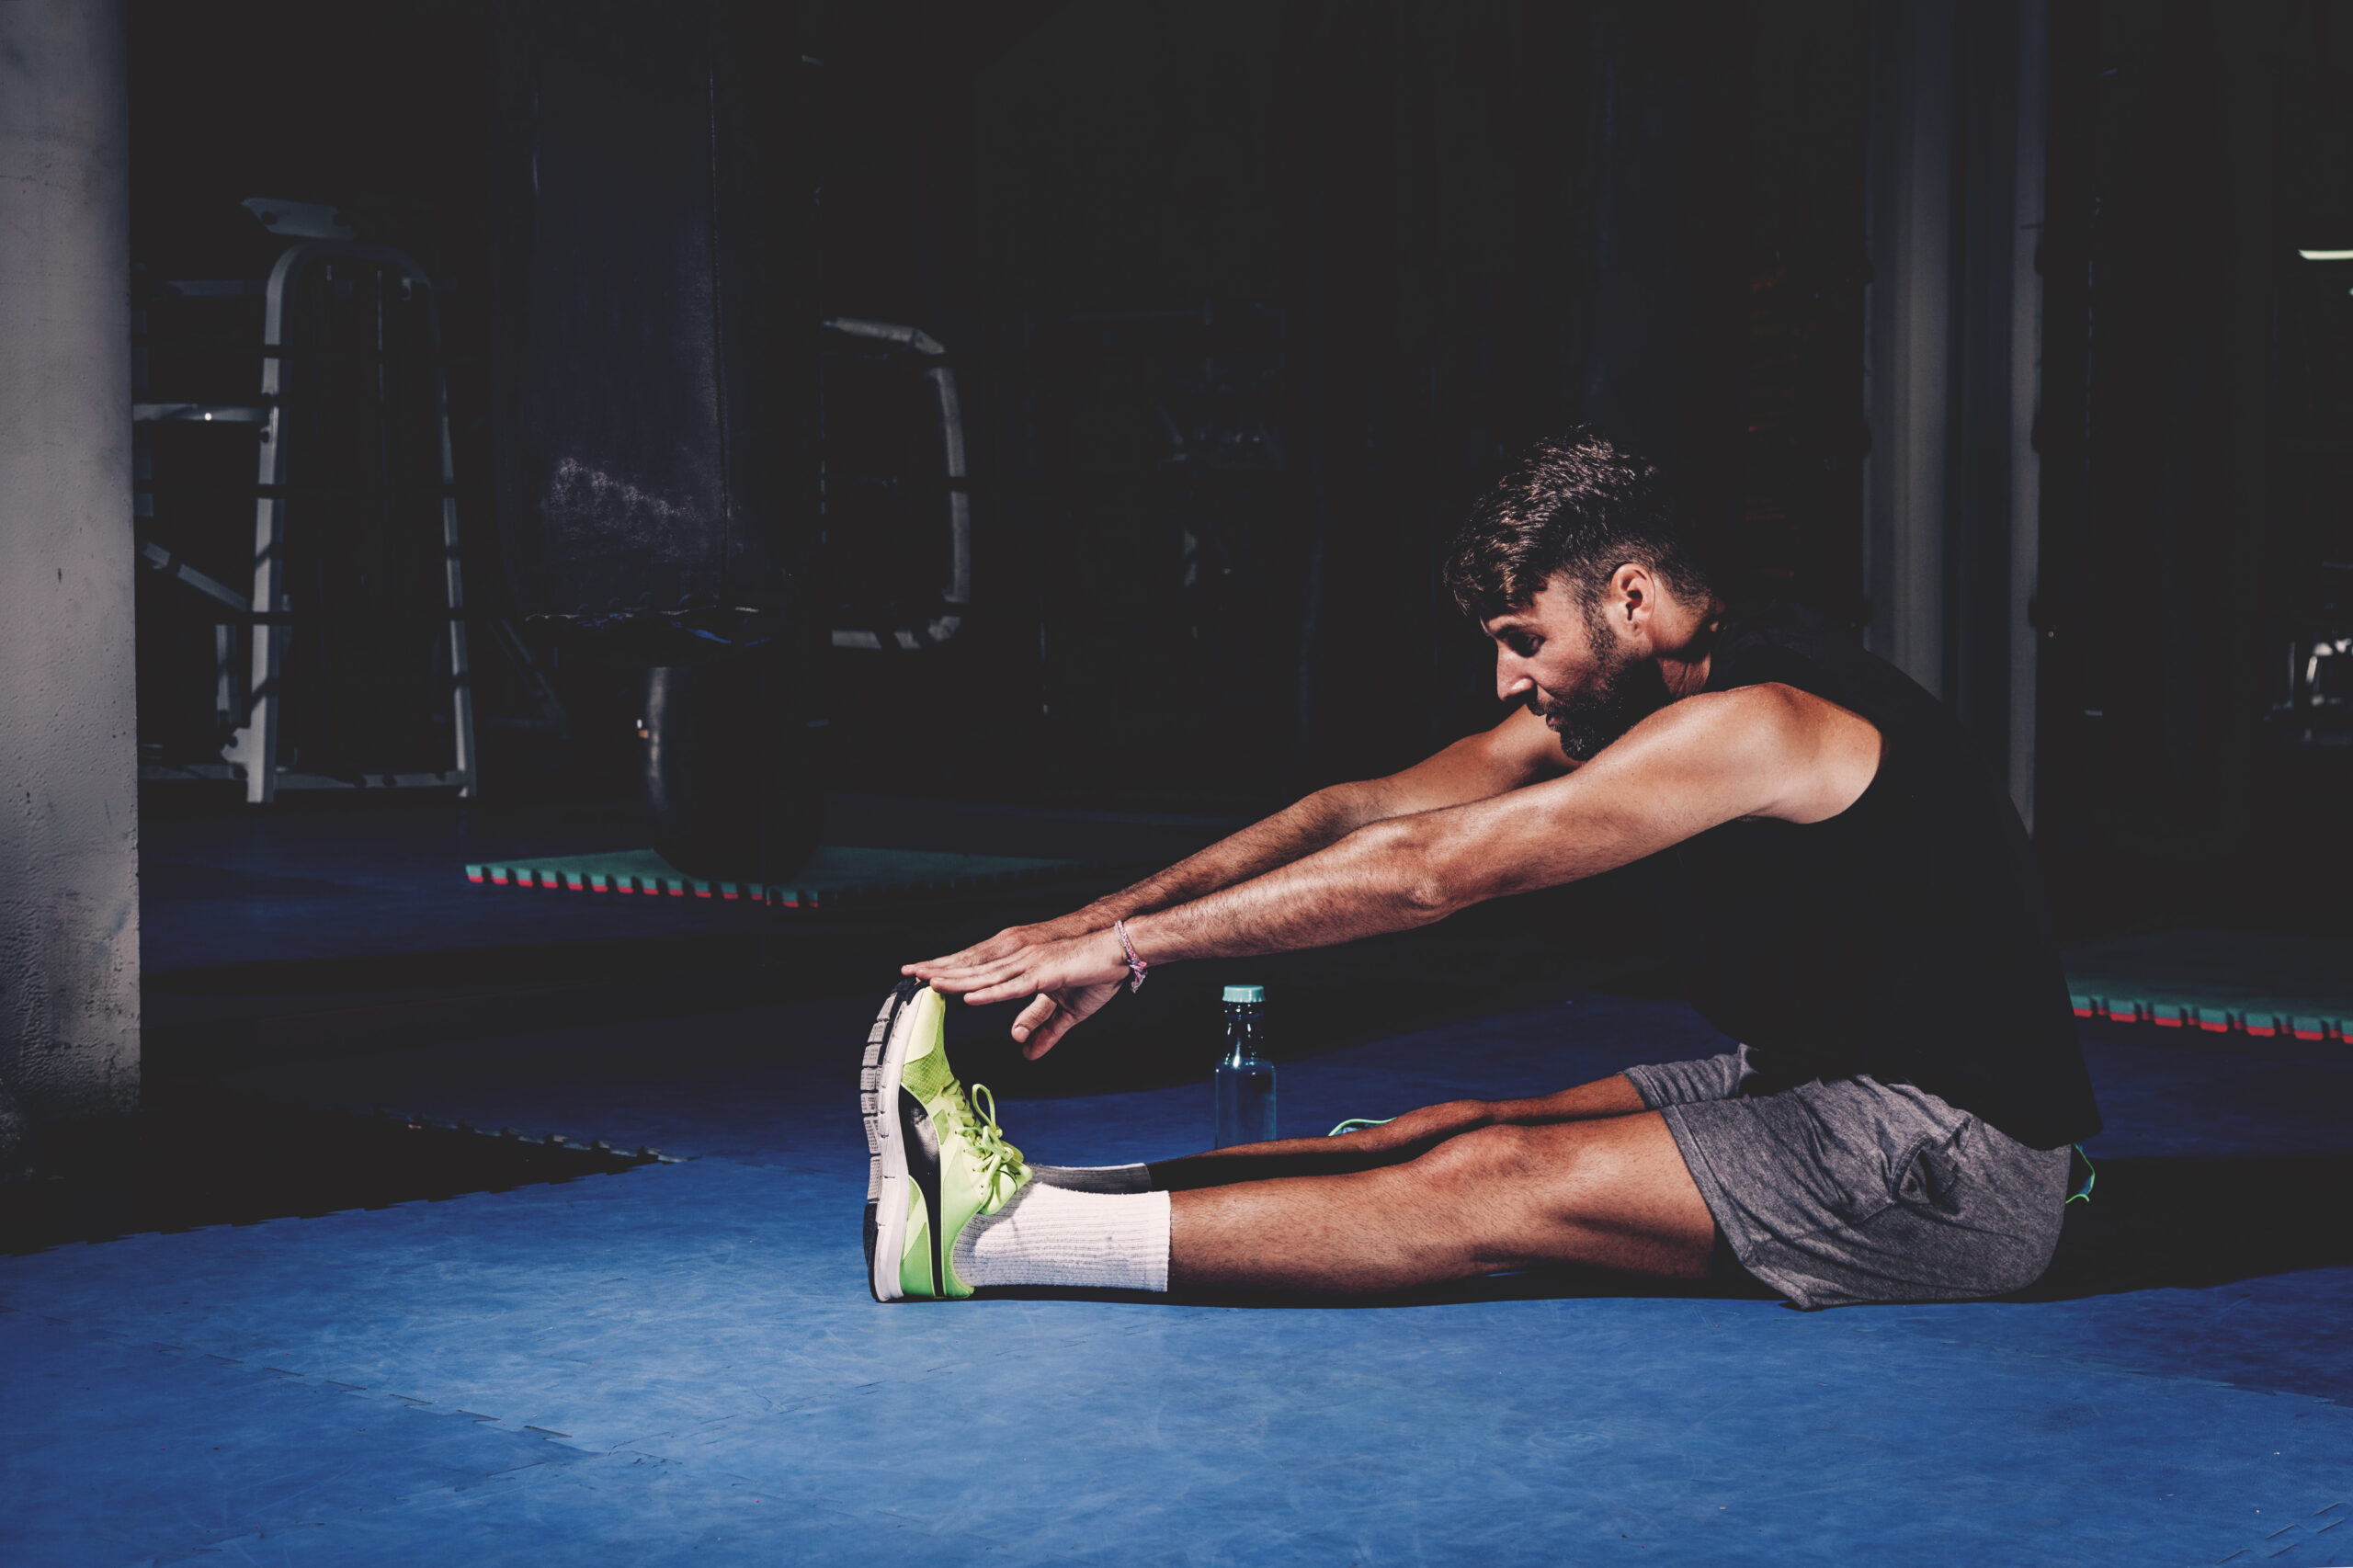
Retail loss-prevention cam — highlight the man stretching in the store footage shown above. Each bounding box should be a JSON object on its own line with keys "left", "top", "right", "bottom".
{"left": 862, "top": 432, "right": 2099, "bottom": 1310}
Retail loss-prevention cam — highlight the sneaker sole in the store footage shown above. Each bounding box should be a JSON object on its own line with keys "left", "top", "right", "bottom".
{"left": 861, "top": 977, "right": 927, "bottom": 1301}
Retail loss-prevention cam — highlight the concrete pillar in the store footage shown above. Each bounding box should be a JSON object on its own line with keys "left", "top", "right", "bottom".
{"left": 2003, "top": 1, "right": 2049, "bottom": 832}
{"left": 0, "top": 0, "right": 139, "bottom": 1131}
{"left": 1863, "top": 0, "right": 1956, "bottom": 699}
{"left": 1863, "top": 0, "right": 2049, "bottom": 828}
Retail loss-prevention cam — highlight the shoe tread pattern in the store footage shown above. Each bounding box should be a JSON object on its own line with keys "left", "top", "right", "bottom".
{"left": 860, "top": 978, "right": 926, "bottom": 1303}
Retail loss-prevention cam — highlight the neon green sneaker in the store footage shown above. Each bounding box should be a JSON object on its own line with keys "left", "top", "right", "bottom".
{"left": 861, "top": 979, "right": 1031, "bottom": 1301}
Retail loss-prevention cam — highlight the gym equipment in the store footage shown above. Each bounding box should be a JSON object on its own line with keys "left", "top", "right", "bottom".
{"left": 821, "top": 318, "right": 972, "bottom": 654}
{"left": 134, "top": 200, "right": 503, "bottom": 800}
{"left": 488, "top": 0, "right": 816, "bottom": 626}
{"left": 221, "top": 222, "right": 474, "bottom": 802}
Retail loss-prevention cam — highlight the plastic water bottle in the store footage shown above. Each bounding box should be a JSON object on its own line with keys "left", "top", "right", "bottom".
{"left": 1214, "top": 984, "right": 1277, "bottom": 1148}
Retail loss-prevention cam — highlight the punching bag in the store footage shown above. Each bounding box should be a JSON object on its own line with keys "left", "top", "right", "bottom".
{"left": 488, "top": 0, "right": 824, "bottom": 878}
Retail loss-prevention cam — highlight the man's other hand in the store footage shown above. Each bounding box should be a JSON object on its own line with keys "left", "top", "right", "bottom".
{"left": 905, "top": 928, "right": 1131, "bottom": 1059}
{"left": 1004, "top": 977, "right": 1124, "bottom": 1058}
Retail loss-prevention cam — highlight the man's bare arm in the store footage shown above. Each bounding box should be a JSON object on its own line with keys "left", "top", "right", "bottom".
{"left": 902, "top": 705, "right": 1564, "bottom": 972}
{"left": 1091, "top": 705, "right": 1565, "bottom": 916}
{"left": 915, "top": 684, "right": 1880, "bottom": 1043}
{"left": 1123, "top": 684, "right": 1878, "bottom": 963}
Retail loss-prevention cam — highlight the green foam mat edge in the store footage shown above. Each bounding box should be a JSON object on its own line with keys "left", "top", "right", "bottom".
{"left": 2065, "top": 931, "right": 2352, "bottom": 1043}
{"left": 464, "top": 845, "right": 1086, "bottom": 909}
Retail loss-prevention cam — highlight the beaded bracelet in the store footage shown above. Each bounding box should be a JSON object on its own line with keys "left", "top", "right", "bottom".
{"left": 1114, "top": 918, "right": 1149, "bottom": 992}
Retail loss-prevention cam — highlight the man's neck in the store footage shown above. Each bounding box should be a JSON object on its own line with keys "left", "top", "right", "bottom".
{"left": 1651, "top": 595, "right": 1726, "bottom": 699}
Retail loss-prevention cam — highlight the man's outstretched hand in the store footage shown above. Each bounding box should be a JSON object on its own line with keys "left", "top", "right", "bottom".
{"left": 904, "top": 925, "right": 1131, "bottom": 1059}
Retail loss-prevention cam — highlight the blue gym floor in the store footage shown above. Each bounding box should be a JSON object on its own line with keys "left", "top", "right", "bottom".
{"left": 5, "top": 800, "right": 2349, "bottom": 1565}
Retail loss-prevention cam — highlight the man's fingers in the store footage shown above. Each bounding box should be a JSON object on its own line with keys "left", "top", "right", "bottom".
{"left": 1008, "top": 994, "right": 1059, "bottom": 1044}
{"left": 910, "top": 951, "right": 1014, "bottom": 984}
{"left": 909, "top": 931, "right": 1121, "bottom": 1010}
{"left": 925, "top": 970, "right": 999, "bottom": 996}
{"left": 905, "top": 938, "right": 992, "bottom": 971}
{"left": 923, "top": 958, "right": 1046, "bottom": 1003}
{"left": 1024, "top": 980, "right": 1123, "bottom": 1058}
{"left": 903, "top": 947, "right": 994, "bottom": 976}
{"left": 1022, "top": 1010, "right": 1075, "bottom": 1060}
{"left": 924, "top": 957, "right": 1033, "bottom": 995}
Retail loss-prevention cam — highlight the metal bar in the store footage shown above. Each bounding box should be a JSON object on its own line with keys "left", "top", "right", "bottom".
{"left": 132, "top": 403, "right": 269, "bottom": 424}
{"left": 224, "top": 240, "right": 308, "bottom": 803}
{"left": 142, "top": 761, "right": 467, "bottom": 790}
{"left": 820, "top": 316, "right": 969, "bottom": 652}
{"left": 158, "top": 279, "right": 267, "bottom": 298}
{"left": 136, "top": 534, "right": 250, "bottom": 612}
{"left": 489, "top": 617, "right": 569, "bottom": 736}
{"left": 429, "top": 322, "right": 477, "bottom": 798}
{"left": 215, "top": 623, "right": 236, "bottom": 733}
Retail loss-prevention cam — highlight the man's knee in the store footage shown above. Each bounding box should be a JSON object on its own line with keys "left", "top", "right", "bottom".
{"left": 1338, "top": 1098, "right": 1493, "bottom": 1159}
{"left": 1397, "top": 1117, "right": 1700, "bottom": 1274}
{"left": 1406, "top": 1115, "right": 1675, "bottom": 1209}
{"left": 1409, "top": 1121, "right": 1556, "bottom": 1191}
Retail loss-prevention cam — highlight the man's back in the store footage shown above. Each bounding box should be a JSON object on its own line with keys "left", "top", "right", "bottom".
{"left": 1665, "top": 600, "right": 2100, "bottom": 1151}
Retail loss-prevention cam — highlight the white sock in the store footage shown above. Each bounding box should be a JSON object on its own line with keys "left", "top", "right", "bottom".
{"left": 1027, "top": 1162, "right": 1154, "bottom": 1194}
{"left": 951, "top": 1183, "right": 1171, "bottom": 1292}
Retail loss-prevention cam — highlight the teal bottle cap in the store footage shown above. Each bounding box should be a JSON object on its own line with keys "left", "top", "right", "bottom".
{"left": 1222, "top": 984, "right": 1266, "bottom": 1004}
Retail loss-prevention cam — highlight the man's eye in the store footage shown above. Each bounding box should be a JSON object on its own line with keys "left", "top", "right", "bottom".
{"left": 1507, "top": 634, "right": 1541, "bottom": 658}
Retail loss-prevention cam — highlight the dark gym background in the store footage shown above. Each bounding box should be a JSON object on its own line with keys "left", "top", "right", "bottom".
{"left": 122, "top": 0, "right": 2353, "bottom": 898}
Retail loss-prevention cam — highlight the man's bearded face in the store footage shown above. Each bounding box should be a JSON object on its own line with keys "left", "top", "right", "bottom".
{"left": 1529, "top": 605, "right": 1671, "bottom": 762}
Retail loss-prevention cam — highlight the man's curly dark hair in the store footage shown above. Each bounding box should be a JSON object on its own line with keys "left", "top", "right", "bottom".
{"left": 1442, "top": 430, "right": 1711, "bottom": 621}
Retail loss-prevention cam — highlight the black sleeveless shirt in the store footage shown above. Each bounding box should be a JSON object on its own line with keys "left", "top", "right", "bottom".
{"left": 1655, "top": 600, "right": 2100, "bottom": 1150}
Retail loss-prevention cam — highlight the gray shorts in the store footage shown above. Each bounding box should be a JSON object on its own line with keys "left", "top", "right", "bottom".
{"left": 1623, "top": 1048, "right": 2070, "bottom": 1310}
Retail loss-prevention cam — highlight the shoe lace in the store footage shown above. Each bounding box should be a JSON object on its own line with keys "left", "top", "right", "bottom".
{"left": 946, "top": 1082, "right": 1029, "bottom": 1209}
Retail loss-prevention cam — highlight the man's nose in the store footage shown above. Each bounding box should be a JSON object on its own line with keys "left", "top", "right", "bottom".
{"left": 1495, "top": 652, "right": 1534, "bottom": 703}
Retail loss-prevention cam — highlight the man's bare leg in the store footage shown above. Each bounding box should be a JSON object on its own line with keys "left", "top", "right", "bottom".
{"left": 941, "top": 1073, "right": 1708, "bottom": 1300}
{"left": 1148, "top": 1073, "right": 1651, "bottom": 1191}
{"left": 1168, "top": 1109, "right": 1715, "bottom": 1293}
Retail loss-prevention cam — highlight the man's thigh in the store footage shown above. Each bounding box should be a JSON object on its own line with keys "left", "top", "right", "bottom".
{"left": 1153, "top": 1082, "right": 1628, "bottom": 1190}
{"left": 1407, "top": 1111, "right": 1718, "bottom": 1279}
{"left": 1165, "top": 1110, "right": 1718, "bottom": 1291}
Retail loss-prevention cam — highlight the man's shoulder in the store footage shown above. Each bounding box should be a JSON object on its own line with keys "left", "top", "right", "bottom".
{"left": 1711, "top": 600, "right": 1861, "bottom": 678}
{"left": 1710, "top": 601, "right": 1937, "bottom": 728}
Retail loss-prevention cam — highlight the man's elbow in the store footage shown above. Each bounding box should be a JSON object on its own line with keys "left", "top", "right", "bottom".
{"left": 1380, "top": 820, "right": 1479, "bottom": 919}
{"left": 1308, "top": 777, "right": 1385, "bottom": 836}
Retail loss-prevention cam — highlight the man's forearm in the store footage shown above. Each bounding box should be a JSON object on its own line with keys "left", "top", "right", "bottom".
{"left": 1067, "top": 783, "right": 1379, "bottom": 926}
{"left": 902, "top": 780, "right": 1395, "bottom": 999}
{"left": 1122, "top": 813, "right": 1457, "bottom": 966}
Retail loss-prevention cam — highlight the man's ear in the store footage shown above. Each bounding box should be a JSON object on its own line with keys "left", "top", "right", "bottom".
{"left": 1611, "top": 562, "right": 1652, "bottom": 627}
